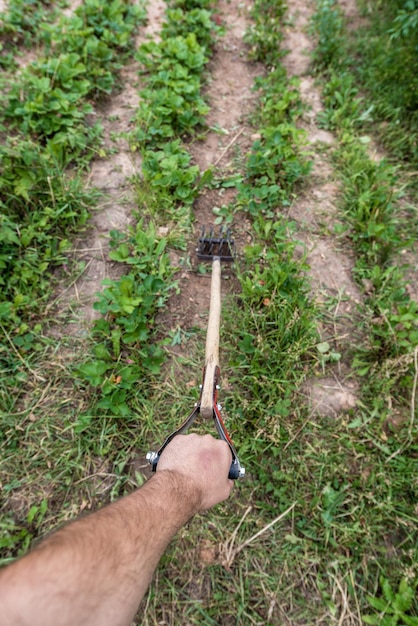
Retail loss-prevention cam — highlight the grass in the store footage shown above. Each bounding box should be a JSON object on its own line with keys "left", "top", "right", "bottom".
{"left": 1, "top": 0, "right": 418, "bottom": 623}
{"left": 311, "top": 0, "right": 418, "bottom": 418}
{"left": 310, "top": 0, "right": 418, "bottom": 169}
{"left": 308, "top": 0, "right": 418, "bottom": 620}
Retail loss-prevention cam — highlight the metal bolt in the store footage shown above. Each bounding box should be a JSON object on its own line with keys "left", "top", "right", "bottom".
{"left": 146, "top": 451, "right": 158, "bottom": 464}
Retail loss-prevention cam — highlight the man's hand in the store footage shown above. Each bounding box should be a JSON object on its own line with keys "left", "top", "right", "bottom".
{"left": 157, "top": 433, "right": 234, "bottom": 510}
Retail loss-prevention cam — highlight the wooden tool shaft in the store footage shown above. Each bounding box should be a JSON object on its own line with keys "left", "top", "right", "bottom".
{"left": 200, "top": 257, "right": 221, "bottom": 418}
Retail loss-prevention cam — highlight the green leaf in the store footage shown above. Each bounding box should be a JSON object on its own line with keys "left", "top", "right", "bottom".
{"left": 109, "top": 243, "right": 130, "bottom": 261}
{"left": 382, "top": 578, "right": 395, "bottom": 603}
{"left": 77, "top": 360, "right": 112, "bottom": 386}
{"left": 366, "top": 595, "right": 390, "bottom": 612}
{"left": 363, "top": 615, "right": 381, "bottom": 625}
{"left": 199, "top": 167, "right": 213, "bottom": 187}
{"left": 27, "top": 505, "right": 39, "bottom": 525}
{"left": 317, "top": 341, "right": 330, "bottom": 353}
{"left": 394, "top": 579, "right": 414, "bottom": 612}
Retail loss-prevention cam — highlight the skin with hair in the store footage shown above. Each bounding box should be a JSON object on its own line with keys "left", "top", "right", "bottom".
{"left": 0, "top": 433, "right": 234, "bottom": 626}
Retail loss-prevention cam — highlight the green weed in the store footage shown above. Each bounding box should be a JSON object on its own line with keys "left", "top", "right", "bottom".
{"left": 310, "top": 0, "right": 345, "bottom": 72}
{"left": 364, "top": 577, "right": 418, "bottom": 625}
{"left": 0, "top": 139, "right": 97, "bottom": 316}
{"left": 318, "top": 72, "right": 374, "bottom": 131}
{"left": 244, "top": 0, "right": 287, "bottom": 65}
{"left": 0, "top": 499, "right": 48, "bottom": 564}
{"left": 312, "top": 0, "right": 418, "bottom": 165}
{"left": 338, "top": 142, "right": 405, "bottom": 265}
{"left": 311, "top": 0, "right": 418, "bottom": 426}
{"left": 76, "top": 221, "right": 177, "bottom": 417}
{"left": 225, "top": 220, "right": 317, "bottom": 432}
{"left": 0, "top": 0, "right": 66, "bottom": 49}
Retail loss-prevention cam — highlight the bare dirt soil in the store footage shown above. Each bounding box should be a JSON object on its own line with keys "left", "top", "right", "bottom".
{"left": 54, "top": 0, "right": 362, "bottom": 420}
{"left": 282, "top": 0, "right": 362, "bottom": 414}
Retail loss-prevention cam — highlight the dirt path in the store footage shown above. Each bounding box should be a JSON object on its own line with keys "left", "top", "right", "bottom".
{"left": 48, "top": 0, "right": 259, "bottom": 348}
{"left": 282, "top": 0, "right": 361, "bottom": 415}
{"left": 50, "top": 0, "right": 165, "bottom": 331}
{"left": 158, "top": 1, "right": 263, "bottom": 339}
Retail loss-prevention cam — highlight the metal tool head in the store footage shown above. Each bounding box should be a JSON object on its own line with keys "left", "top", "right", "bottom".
{"left": 197, "top": 225, "right": 235, "bottom": 261}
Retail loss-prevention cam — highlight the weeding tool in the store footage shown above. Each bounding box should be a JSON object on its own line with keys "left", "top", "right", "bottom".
{"left": 146, "top": 226, "right": 245, "bottom": 479}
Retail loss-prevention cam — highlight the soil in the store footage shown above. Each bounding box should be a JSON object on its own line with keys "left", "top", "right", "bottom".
{"left": 4, "top": 0, "right": 416, "bottom": 622}
{"left": 49, "top": 0, "right": 166, "bottom": 330}
{"left": 45, "top": 0, "right": 365, "bottom": 417}
{"left": 282, "top": 0, "right": 363, "bottom": 412}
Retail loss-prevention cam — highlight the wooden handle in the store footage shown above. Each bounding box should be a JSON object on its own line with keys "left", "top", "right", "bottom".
{"left": 200, "top": 257, "right": 221, "bottom": 418}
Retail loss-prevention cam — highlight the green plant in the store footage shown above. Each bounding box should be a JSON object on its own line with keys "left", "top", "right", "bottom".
{"left": 162, "top": 7, "right": 223, "bottom": 50}
{"left": 233, "top": 68, "right": 312, "bottom": 218}
{"left": 41, "top": 0, "right": 146, "bottom": 96}
{"left": 133, "top": 34, "right": 209, "bottom": 145}
{"left": 5, "top": 53, "right": 96, "bottom": 149}
{"left": 389, "top": 2, "right": 418, "bottom": 40}
{"left": 316, "top": 340, "right": 341, "bottom": 372}
{"left": 0, "top": 0, "right": 65, "bottom": 48}
{"left": 0, "top": 0, "right": 147, "bottom": 387}
{"left": 364, "top": 577, "right": 418, "bottom": 625}
{"left": 244, "top": 0, "right": 286, "bottom": 65}
{"left": 1, "top": 0, "right": 146, "bottom": 166}
{"left": 0, "top": 499, "right": 48, "bottom": 565}
{"left": 141, "top": 141, "right": 201, "bottom": 205}
{"left": 226, "top": 220, "right": 317, "bottom": 431}
{"left": 318, "top": 72, "right": 374, "bottom": 131}
{"left": 339, "top": 143, "right": 404, "bottom": 265}
{"left": 311, "top": 0, "right": 418, "bottom": 165}
{"left": 310, "top": 0, "right": 345, "bottom": 72}
{"left": 128, "top": 0, "right": 219, "bottom": 238}
{"left": 238, "top": 123, "right": 311, "bottom": 216}
{"left": 0, "top": 139, "right": 97, "bottom": 313}
{"left": 76, "top": 221, "right": 177, "bottom": 416}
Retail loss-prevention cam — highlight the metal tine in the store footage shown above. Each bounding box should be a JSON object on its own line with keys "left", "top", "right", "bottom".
{"left": 197, "top": 225, "right": 235, "bottom": 260}
{"left": 219, "top": 225, "right": 231, "bottom": 257}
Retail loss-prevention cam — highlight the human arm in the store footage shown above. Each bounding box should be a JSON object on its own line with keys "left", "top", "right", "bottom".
{"left": 0, "top": 433, "right": 233, "bottom": 626}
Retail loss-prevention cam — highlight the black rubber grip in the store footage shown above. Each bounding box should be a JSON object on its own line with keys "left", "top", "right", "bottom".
{"left": 228, "top": 459, "right": 240, "bottom": 480}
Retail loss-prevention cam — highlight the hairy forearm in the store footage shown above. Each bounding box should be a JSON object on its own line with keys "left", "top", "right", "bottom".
{"left": 0, "top": 471, "right": 200, "bottom": 626}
